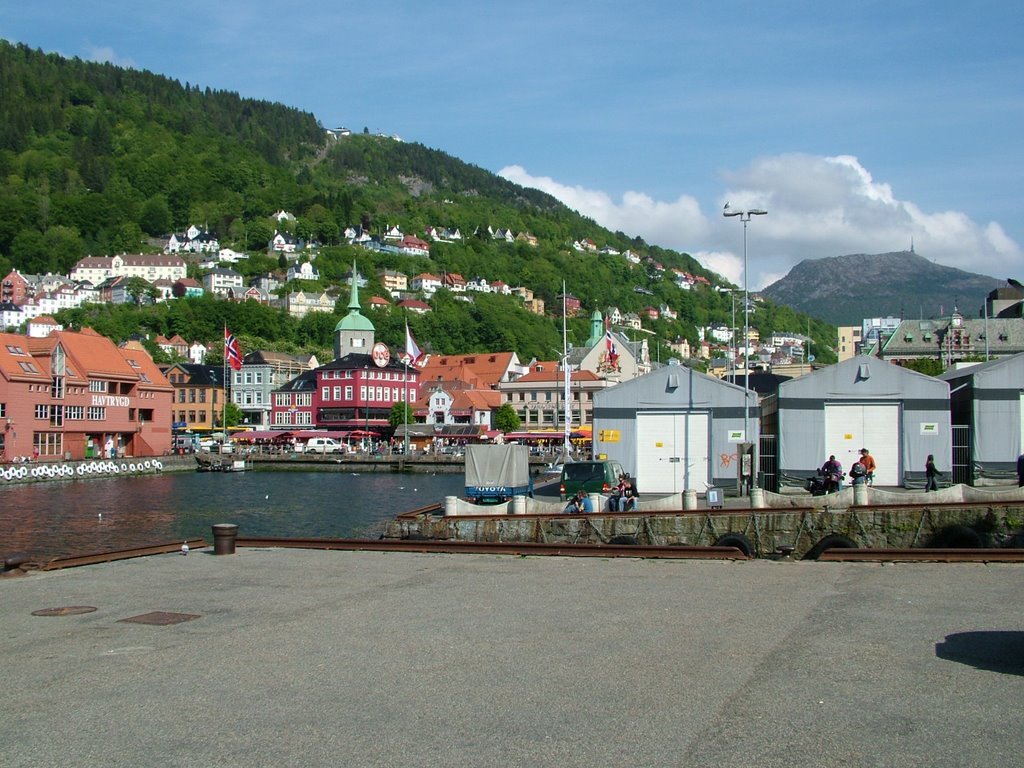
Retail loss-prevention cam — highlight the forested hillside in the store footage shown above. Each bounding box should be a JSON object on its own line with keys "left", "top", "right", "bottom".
{"left": 0, "top": 40, "right": 837, "bottom": 365}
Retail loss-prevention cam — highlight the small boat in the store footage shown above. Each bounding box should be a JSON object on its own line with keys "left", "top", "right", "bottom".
{"left": 195, "top": 450, "right": 249, "bottom": 473}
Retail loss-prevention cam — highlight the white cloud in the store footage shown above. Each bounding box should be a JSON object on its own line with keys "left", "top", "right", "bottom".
{"left": 502, "top": 155, "right": 1023, "bottom": 291}
{"left": 499, "top": 165, "right": 709, "bottom": 245}
{"left": 85, "top": 45, "right": 135, "bottom": 68}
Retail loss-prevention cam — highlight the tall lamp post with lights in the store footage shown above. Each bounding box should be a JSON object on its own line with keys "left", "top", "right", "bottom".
{"left": 723, "top": 205, "right": 766, "bottom": 494}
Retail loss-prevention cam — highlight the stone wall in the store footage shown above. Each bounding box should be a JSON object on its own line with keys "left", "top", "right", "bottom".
{"left": 385, "top": 498, "right": 1024, "bottom": 558}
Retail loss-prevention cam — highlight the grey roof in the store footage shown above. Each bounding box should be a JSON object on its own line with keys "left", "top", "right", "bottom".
{"left": 881, "top": 317, "right": 1024, "bottom": 358}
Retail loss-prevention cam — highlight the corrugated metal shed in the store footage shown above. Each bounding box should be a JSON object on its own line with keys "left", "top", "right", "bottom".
{"left": 592, "top": 362, "right": 757, "bottom": 493}
{"left": 762, "top": 355, "right": 950, "bottom": 488}
{"left": 940, "top": 352, "right": 1024, "bottom": 481}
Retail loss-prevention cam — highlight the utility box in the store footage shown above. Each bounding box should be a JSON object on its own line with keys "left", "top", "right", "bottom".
{"left": 706, "top": 487, "right": 723, "bottom": 509}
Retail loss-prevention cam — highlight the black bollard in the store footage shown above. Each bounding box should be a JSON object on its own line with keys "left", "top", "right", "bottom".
{"left": 212, "top": 523, "right": 239, "bottom": 555}
{"left": 2, "top": 552, "right": 30, "bottom": 577}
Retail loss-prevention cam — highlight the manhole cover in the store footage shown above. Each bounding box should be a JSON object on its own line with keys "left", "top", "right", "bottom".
{"left": 32, "top": 606, "right": 98, "bottom": 617}
{"left": 118, "top": 611, "right": 200, "bottom": 626}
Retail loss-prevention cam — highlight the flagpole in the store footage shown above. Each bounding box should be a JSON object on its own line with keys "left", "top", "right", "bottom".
{"left": 403, "top": 357, "right": 409, "bottom": 456}
{"left": 222, "top": 324, "right": 227, "bottom": 440}
{"left": 561, "top": 282, "right": 570, "bottom": 465}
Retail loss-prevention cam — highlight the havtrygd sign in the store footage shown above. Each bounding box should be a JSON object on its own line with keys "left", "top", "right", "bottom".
{"left": 727, "top": 430, "right": 745, "bottom": 443}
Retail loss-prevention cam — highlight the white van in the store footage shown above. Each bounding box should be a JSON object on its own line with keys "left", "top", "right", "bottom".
{"left": 304, "top": 437, "right": 344, "bottom": 454}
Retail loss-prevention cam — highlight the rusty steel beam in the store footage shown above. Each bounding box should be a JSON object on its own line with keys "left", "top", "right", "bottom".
{"left": 40, "top": 539, "right": 208, "bottom": 571}
{"left": 235, "top": 536, "right": 748, "bottom": 560}
{"left": 817, "top": 548, "right": 1024, "bottom": 563}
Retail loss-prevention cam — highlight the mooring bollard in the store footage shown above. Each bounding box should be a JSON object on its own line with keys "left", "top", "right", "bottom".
{"left": 853, "top": 483, "right": 868, "bottom": 506}
{"left": 511, "top": 495, "right": 527, "bottom": 515}
{"left": 444, "top": 495, "right": 458, "bottom": 517}
{"left": 750, "top": 487, "right": 766, "bottom": 509}
{"left": 212, "top": 523, "right": 238, "bottom": 555}
{"left": 683, "top": 489, "right": 697, "bottom": 510}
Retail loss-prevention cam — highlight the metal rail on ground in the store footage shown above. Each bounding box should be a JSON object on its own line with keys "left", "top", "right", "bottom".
{"left": 817, "top": 548, "right": 1024, "bottom": 563}
{"left": 39, "top": 539, "right": 208, "bottom": 570}
{"left": 235, "top": 536, "right": 749, "bottom": 560}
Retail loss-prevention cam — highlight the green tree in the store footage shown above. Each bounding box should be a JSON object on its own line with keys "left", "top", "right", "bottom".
{"left": 122, "top": 276, "right": 159, "bottom": 307}
{"left": 495, "top": 403, "right": 521, "bottom": 433}
{"left": 224, "top": 401, "right": 243, "bottom": 428}
{"left": 902, "top": 358, "right": 944, "bottom": 376}
{"left": 139, "top": 195, "right": 173, "bottom": 236}
{"left": 388, "top": 401, "right": 413, "bottom": 428}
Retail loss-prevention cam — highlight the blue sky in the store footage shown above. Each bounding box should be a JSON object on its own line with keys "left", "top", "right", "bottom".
{"left": 3, "top": 1, "right": 1022, "bottom": 293}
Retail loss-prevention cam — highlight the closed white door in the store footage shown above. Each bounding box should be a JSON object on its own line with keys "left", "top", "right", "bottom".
{"left": 824, "top": 403, "right": 899, "bottom": 485}
{"left": 636, "top": 412, "right": 710, "bottom": 494}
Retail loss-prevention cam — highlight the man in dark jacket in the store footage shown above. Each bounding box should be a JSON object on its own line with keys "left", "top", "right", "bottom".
{"left": 1017, "top": 452, "right": 1024, "bottom": 487}
{"left": 621, "top": 474, "right": 640, "bottom": 511}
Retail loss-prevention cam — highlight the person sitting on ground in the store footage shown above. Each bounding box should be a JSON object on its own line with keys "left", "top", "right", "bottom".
{"left": 608, "top": 474, "right": 626, "bottom": 512}
{"left": 563, "top": 490, "right": 592, "bottom": 514}
{"left": 620, "top": 474, "right": 640, "bottom": 511}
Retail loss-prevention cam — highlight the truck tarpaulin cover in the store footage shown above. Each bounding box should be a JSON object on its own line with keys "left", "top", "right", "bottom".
{"left": 464, "top": 444, "right": 532, "bottom": 499}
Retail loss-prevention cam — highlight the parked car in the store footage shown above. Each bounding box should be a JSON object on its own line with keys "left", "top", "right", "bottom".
{"left": 304, "top": 437, "right": 344, "bottom": 454}
{"left": 559, "top": 460, "right": 625, "bottom": 500}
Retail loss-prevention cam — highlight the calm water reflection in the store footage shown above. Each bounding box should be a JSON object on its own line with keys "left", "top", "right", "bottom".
{"left": 0, "top": 471, "right": 464, "bottom": 560}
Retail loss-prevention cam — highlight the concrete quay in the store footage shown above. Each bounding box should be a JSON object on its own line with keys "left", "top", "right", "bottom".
{"left": 2, "top": 548, "right": 1022, "bottom": 767}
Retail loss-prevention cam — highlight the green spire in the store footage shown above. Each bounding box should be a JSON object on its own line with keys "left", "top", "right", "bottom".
{"left": 334, "top": 261, "right": 375, "bottom": 333}
{"left": 347, "top": 260, "right": 361, "bottom": 310}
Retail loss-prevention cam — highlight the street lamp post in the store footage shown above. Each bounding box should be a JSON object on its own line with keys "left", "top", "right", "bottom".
{"left": 716, "top": 286, "right": 738, "bottom": 380}
{"left": 723, "top": 205, "right": 766, "bottom": 494}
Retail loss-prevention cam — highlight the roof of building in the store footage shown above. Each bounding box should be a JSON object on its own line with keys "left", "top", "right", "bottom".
{"left": 160, "top": 363, "right": 225, "bottom": 387}
{"left": 419, "top": 352, "right": 518, "bottom": 390}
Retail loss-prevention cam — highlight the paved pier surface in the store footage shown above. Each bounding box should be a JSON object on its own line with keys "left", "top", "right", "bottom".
{"left": 3, "top": 550, "right": 1022, "bottom": 767}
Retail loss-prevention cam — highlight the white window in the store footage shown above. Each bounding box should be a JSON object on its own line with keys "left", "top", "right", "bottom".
{"left": 345, "top": 386, "right": 353, "bottom": 400}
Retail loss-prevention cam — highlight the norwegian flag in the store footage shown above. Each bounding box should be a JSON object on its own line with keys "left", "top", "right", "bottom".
{"left": 604, "top": 329, "right": 618, "bottom": 359}
{"left": 224, "top": 327, "right": 243, "bottom": 371}
{"left": 403, "top": 323, "right": 427, "bottom": 367}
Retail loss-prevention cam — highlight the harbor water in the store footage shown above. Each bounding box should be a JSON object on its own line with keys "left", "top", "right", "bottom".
{"left": 0, "top": 470, "right": 464, "bottom": 561}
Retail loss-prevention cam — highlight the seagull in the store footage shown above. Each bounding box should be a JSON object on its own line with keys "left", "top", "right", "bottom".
{"left": 265, "top": 494, "right": 269, "bottom": 500}
{"left": 180, "top": 542, "right": 189, "bottom": 556}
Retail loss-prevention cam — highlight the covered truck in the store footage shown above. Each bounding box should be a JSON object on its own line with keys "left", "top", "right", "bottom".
{"left": 464, "top": 444, "right": 533, "bottom": 504}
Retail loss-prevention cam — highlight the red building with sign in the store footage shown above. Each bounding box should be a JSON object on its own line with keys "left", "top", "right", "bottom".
{"left": 0, "top": 328, "right": 172, "bottom": 461}
{"left": 269, "top": 268, "right": 420, "bottom": 434}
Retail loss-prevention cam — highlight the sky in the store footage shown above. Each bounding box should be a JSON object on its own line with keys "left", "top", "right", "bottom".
{"left": 3, "top": 1, "right": 1023, "bottom": 290}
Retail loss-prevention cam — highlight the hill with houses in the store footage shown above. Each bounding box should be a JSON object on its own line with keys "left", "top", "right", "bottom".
{"left": 0, "top": 39, "right": 837, "bottom": 373}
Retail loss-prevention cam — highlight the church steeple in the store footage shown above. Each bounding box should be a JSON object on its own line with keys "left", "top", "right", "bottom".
{"left": 333, "top": 261, "right": 375, "bottom": 359}
{"left": 347, "top": 259, "right": 361, "bottom": 310}
{"left": 586, "top": 310, "right": 603, "bottom": 347}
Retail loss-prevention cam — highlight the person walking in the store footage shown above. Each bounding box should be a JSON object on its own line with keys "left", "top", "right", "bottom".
{"left": 1017, "top": 451, "right": 1024, "bottom": 487}
{"left": 859, "top": 448, "right": 876, "bottom": 486}
{"left": 925, "top": 454, "right": 941, "bottom": 492}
